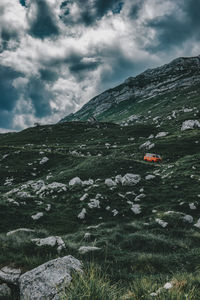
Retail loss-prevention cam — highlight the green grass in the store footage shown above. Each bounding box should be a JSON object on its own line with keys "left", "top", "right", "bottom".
{"left": 0, "top": 110, "right": 200, "bottom": 298}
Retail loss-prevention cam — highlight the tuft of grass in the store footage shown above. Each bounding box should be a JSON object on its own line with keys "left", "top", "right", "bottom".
{"left": 61, "top": 264, "right": 121, "bottom": 300}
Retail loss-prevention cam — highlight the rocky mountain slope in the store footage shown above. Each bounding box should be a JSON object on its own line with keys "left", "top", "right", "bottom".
{"left": 60, "top": 55, "right": 200, "bottom": 126}
{"left": 0, "top": 55, "right": 200, "bottom": 299}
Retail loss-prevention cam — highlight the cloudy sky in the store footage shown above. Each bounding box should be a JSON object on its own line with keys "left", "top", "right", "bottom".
{"left": 0, "top": 0, "right": 200, "bottom": 132}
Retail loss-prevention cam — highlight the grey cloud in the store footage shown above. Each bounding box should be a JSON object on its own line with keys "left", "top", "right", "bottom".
{"left": 146, "top": 0, "right": 200, "bottom": 52}
{"left": 69, "top": 59, "right": 101, "bottom": 74}
{"left": 0, "top": 27, "right": 19, "bottom": 52}
{"left": 0, "top": 65, "right": 24, "bottom": 111}
{"left": 128, "top": 0, "right": 144, "bottom": 18}
{"left": 26, "top": 77, "right": 53, "bottom": 118}
{"left": 94, "top": 0, "right": 124, "bottom": 17}
{"left": 60, "top": 0, "right": 124, "bottom": 26}
{"left": 28, "top": 0, "right": 59, "bottom": 39}
{"left": 39, "top": 68, "right": 59, "bottom": 83}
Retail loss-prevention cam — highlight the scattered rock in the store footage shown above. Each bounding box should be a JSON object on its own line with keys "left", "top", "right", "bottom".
{"left": 145, "top": 174, "right": 155, "bottom": 180}
{"left": 82, "top": 179, "right": 94, "bottom": 186}
{"left": 80, "top": 193, "right": 88, "bottom": 201}
{"left": 115, "top": 175, "right": 123, "bottom": 184}
{"left": 112, "top": 209, "right": 118, "bottom": 216}
{"left": 194, "top": 218, "right": 200, "bottom": 229}
{"left": 163, "top": 282, "right": 173, "bottom": 290}
{"left": 84, "top": 232, "right": 91, "bottom": 240}
{"left": 155, "top": 132, "right": 168, "bottom": 138}
{"left": 139, "top": 141, "right": 155, "bottom": 150}
{"left": 78, "top": 208, "right": 86, "bottom": 219}
{"left": 181, "top": 120, "right": 200, "bottom": 131}
{"left": 39, "top": 157, "right": 49, "bottom": 164}
{"left": 31, "top": 212, "right": 44, "bottom": 220}
{"left": 155, "top": 218, "right": 168, "bottom": 228}
{"left": 31, "top": 236, "right": 66, "bottom": 253}
{"left": 131, "top": 204, "right": 141, "bottom": 214}
{"left": 0, "top": 266, "right": 21, "bottom": 285}
{"left": 189, "top": 203, "right": 196, "bottom": 210}
{"left": 45, "top": 204, "right": 51, "bottom": 211}
{"left": 7, "top": 228, "right": 35, "bottom": 236}
{"left": 19, "top": 256, "right": 82, "bottom": 300}
{"left": 183, "top": 215, "right": 193, "bottom": 223}
{"left": 78, "top": 246, "right": 101, "bottom": 254}
{"left": 105, "top": 178, "right": 117, "bottom": 187}
{"left": 69, "top": 177, "right": 82, "bottom": 186}
{"left": 88, "top": 199, "right": 100, "bottom": 208}
{"left": 121, "top": 173, "right": 141, "bottom": 186}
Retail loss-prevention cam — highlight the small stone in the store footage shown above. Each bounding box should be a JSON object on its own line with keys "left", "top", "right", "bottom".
{"left": 78, "top": 246, "right": 101, "bottom": 254}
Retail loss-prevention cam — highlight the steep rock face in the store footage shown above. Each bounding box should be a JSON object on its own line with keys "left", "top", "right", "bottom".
{"left": 60, "top": 55, "right": 200, "bottom": 122}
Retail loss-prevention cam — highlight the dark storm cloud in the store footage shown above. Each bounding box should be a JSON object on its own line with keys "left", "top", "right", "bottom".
{"left": 26, "top": 77, "right": 53, "bottom": 118}
{"left": 94, "top": 0, "right": 124, "bottom": 17}
{"left": 0, "top": 65, "right": 23, "bottom": 111}
{"left": 129, "top": 0, "right": 144, "bottom": 18}
{"left": 0, "top": 27, "right": 19, "bottom": 52}
{"left": 146, "top": 0, "right": 200, "bottom": 52}
{"left": 39, "top": 68, "right": 59, "bottom": 83}
{"left": 28, "top": 0, "right": 59, "bottom": 39}
{"left": 60, "top": 0, "right": 124, "bottom": 26}
{"left": 69, "top": 60, "right": 101, "bottom": 73}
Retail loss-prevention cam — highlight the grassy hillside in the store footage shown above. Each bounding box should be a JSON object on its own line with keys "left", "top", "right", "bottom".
{"left": 0, "top": 111, "right": 200, "bottom": 298}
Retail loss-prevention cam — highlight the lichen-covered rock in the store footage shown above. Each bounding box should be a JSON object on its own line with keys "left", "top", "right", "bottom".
{"left": 194, "top": 218, "right": 200, "bottom": 228}
{"left": 78, "top": 208, "right": 86, "bottom": 219}
{"left": 69, "top": 177, "right": 82, "bottom": 186}
{"left": 155, "top": 132, "right": 168, "bottom": 138}
{"left": 39, "top": 157, "right": 49, "bottom": 164}
{"left": 121, "top": 173, "right": 141, "bottom": 186}
{"left": 7, "top": 228, "right": 35, "bottom": 236}
{"left": 145, "top": 174, "right": 155, "bottom": 180}
{"left": 0, "top": 266, "right": 21, "bottom": 285}
{"left": 31, "top": 212, "right": 43, "bottom": 220}
{"left": 115, "top": 175, "right": 123, "bottom": 184}
{"left": 139, "top": 141, "right": 155, "bottom": 150}
{"left": 31, "top": 236, "right": 66, "bottom": 253}
{"left": 131, "top": 204, "right": 141, "bottom": 214}
{"left": 155, "top": 218, "right": 168, "bottom": 228}
{"left": 19, "top": 256, "right": 82, "bottom": 300}
{"left": 181, "top": 120, "right": 200, "bottom": 131}
{"left": 105, "top": 178, "right": 117, "bottom": 187}
{"left": 79, "top": 246, "right": 101, "bottom": 254}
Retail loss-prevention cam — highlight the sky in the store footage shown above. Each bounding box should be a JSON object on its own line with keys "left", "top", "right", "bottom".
{"left": 0, "top": 0, "right": 200, "bottom": 132}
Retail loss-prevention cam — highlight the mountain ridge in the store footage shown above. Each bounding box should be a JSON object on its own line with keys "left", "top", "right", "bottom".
{"left": 59, "top": 54, "right": 200, "bottom": 124}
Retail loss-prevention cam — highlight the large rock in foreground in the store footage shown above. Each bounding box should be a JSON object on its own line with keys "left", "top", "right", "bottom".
{"left": 19, "top": 255, "right": 82, "bottom": 300}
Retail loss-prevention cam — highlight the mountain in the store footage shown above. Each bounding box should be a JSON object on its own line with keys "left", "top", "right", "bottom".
{"left": 0, "top": 55, "right": 200, "bottom": 299}
{"left": 60, "top": 55, "right": 200, "bottom": 127}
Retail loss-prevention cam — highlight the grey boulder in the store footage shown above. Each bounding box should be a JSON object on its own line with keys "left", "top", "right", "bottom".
{"left": 19, "top": 255, "right": 82, "bottom": 300}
